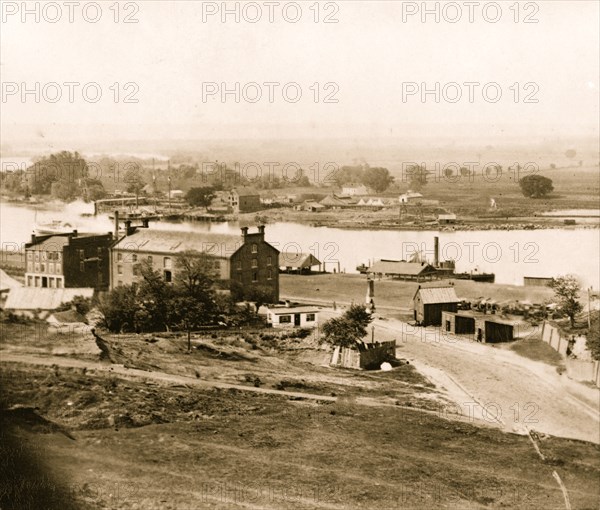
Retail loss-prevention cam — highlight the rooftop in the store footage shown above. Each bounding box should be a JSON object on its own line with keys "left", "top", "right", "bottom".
{"left": 279, "top": 252, "right": 321, "bottom": 269}
{"left": 368, "top": 260, "right": 436, "bottom": 276}
{"left": 414, "top": 286, "right": 460, "bottom": 304}
{"left": 113, "top": 229, "right": 242, "bottom": 257}
{"left": 4, "top": 287, "right": 94, "bottom": 311}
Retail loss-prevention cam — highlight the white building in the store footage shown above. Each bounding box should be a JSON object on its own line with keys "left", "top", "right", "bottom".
{"left": 341, "top": 184, "right": 369, "bottom": 196}
{"left": 265, "top": 305, "right": 319, "bottom": 328}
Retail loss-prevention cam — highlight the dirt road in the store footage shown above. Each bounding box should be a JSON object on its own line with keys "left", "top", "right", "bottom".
{"left": 369, "top": 315, "right": 600, "bottom": 444}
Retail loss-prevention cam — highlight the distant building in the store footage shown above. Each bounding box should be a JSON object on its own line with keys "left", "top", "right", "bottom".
{"left": 320, "top": 194, "right": 357, "bottom": 208}
{"left": 367, "top": 260, "right": 438, "bottom": 281}
{"left": 228, "top": 188, "right": 261, "bottom": 213}
{"left": 168, "top": 189, "right": 185, "bottom": 199}
{"left": 279, "top": 252, "right": 322, "bottom": 273}
{"left": 302, "top": 201, "right": 325, "bottom": 212}
{"left": 413, "top": 286, "right": 460, "bottom": 326}
{"left": 110, "top": 225, "right": 279, "bottom": 303}
{"left": 442, "top": 311, "right": 520, "bottom": 343}
{"left": 341, "top": 184, "right": 369, "bottom": 196}
{"left": 399, "top": 191, "right": 423, "bottom": 203}
{"left": 438, "top": 213, "right": 457, "bottom": 225}
{"left": 265, "top": 304, "right": 319, "bottom": 328}
{"left": 24, "top": 231, "right": 113, "bottom": 291}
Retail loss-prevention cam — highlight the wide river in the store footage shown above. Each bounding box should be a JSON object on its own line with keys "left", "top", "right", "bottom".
{"left": 1, "top": 201, "right": 598, "bottom": 288}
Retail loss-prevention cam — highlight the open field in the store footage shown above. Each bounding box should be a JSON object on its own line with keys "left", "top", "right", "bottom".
{"left": 280, "top": 273, "right": 557, "bottom": 313}
{"left": 1, "top": 315, "right": 600, "bottom": 509}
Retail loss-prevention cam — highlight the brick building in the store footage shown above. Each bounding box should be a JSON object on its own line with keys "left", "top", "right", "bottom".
{"left": 228, "top": 188, "right": 261, "bottom": 213}
{"left": 110, "top": 226, "right": 279, "bottom": 303}
{"left": 24, "top": 231, "right": 113, "bottom": 291}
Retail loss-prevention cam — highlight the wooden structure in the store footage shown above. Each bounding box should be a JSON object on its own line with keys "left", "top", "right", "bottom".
{"left": 279, "top": 252, "right": 322, "bottom": 273}
{"left": 413, "top": 286, "right": 459, "bottom": 326}
{"left": 368, "top": 260, "right": 438, "bottom": 281}
{"left": 524, "top": 276, "right": 553, "bottom": 287}
{"left": 265, "top": 305, "right": 318, "bottom": 328}
{"left": 330, "top": 341, "right": 396, "bottom": 370}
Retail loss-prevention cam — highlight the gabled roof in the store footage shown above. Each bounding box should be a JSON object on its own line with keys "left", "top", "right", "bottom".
{"left": 112, "top": 229, "right": 241, "bottom": 257}
{"left": 413, "top": 286, "right": 459, "bottom": 304}
{"left": 266, "top": 305, "right": 319, "bottom": 315}
{"left": 320, "top": 195, "right": 357, "bottom": 207}
{"left": 5, "top": 288, "right": 94, "bottom": 311}
{"left": 279, "top": 252, "right": 321, "bottom": 269}
{"left": 231, "top": 188, "right": 259, "bottom": 197}
{"left": 368, "top": 260, "right": 436, "bottom": 276}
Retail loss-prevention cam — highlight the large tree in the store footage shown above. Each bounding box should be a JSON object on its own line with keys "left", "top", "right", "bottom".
{"left": 362, "top": 167, "right": 394, "bottom": 193}
{"left": 321, "top": 304, "right": 373, "bottom": 348}
{"left": 406, "top": 165, "right": 429, "bottom": 191}
{"left": 186, "top": 186, "right": 216, "bottom": 207}
{"left": 26, "top": 151, "right": 89, "bottom": 199}
{"left": 519, "top": 174, "right": 554, "bottom": 198}
{"left": 549, "top": 275, "right": 583, "bottom": 328}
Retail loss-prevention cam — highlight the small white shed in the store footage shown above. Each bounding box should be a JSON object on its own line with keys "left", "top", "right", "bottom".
{"left": 265, "top": 305, "right": 319, "bottom": 328}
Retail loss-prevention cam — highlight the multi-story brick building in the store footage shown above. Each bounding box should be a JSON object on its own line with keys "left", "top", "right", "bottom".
{"left": 24, "top": 231, "right": 113, "bottom": 291}
{"left": 110, "top": 225, "right": 279, "bottom": 303}
{"left": 228, "top": 188, "right": 261, "bottom": 213}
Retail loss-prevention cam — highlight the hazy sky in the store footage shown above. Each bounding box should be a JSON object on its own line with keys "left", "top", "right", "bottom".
{"left": 1, "top": 1, "right": 598, "bottom": 144}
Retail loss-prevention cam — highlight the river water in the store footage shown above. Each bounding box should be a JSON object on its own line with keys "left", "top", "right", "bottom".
{"left": 1, "top": 200, "right": 598, "bottom": 288}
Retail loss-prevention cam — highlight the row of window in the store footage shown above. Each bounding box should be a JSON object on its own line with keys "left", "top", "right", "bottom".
{"left": 237, "top": 256, "right": 273, "bottom": 270}
{"left": 278, "top": 313, "right": 315, "bottom": 323}
{"left": 27, "top": 251, "right": 61, "bottom": 262}
{"left": 27, "top": 275, "right": 63, "bottom": 288}
{"left": 116, "top": 252, "right": 173, "bottom": 269}
{"left": 27, "top": 262, "right": 62, "bottom": 275}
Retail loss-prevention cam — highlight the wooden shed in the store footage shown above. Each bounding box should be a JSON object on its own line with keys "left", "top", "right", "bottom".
{"left": 413, "top": 286, "right": 459, "bottom": 326}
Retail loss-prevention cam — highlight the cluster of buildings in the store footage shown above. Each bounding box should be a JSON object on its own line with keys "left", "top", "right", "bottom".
{"left": 5, "top": 222, "right": 284, "bottom": 317}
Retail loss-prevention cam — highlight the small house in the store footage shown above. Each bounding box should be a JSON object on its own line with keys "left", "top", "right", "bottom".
{"left": 368, "top": 260, "right": 438, "bottom": 281}
{"left": 438, "top": 213, "right": 457, "bottom": 225}
{"left": 265, "top": 305, "right": 319, "bottom": 328}
{"left": 399, "top": 191, "right": 423, "bottom": 203}
{"left": 168, "top": 190, "right": 185, "bottom": 200}
{"left": 228, "top": 188, "right": 261, "bottom": 213}
{"left": 413, "top": 286, "right": 459, "bottom": 326}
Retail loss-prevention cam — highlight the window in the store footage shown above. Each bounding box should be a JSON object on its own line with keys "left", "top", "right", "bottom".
{"left": 80, "top": 262, "right": 85, "bottom": 271}
{"left": 97, "top": 247, "right": 103, "bottom": 257}
{"left": 49, "top": 278, "right": 55, "bottom": 288}
{"left": 55, "top": 264, "right": 61, "bottom": 274}
{"left": 41, "top": 251, "right": 47, "bottom": 261}
{"left": 27, "top": 251, "right": 32, "bottom": 260}
{"left": 49, "top": 263, "right": 54, "bottom": 274}
{"left": 117, "top": 265, "right": 123, "bottom": 275}
{"left": 133, "top": 265, "right": 140, "bottom": 276}
{"left": 35, "top": 276, "right": 40, "bottom": 287}
{"left": 79, "top": 249, "right": 85, "bottom": 260}
{"left": 34, "top": 263, "right": 40, "bottom": 272}
{"left": 56, "top": 278, "right": 62, "bottom": 288}
{"left": 279, "top": 315, "right": 291, "bottom": 323}
{"left": 267, "top": 269, "right": 273, "bottom": 280}
{"left": 27, "top": 262, "right": 33, "bottom": 272}
{"left": 214, "top": 260, "right": 220, "bottom": 270}
{"left": 147, "top": 256, "right": 153, "bottom": 264}
{"left": 132, "top": 254, "right": 138, "bottom": 263}
{"left": 237, "top": 260, "right": 242, "bottom": 270}
{"left": 306, "top": 313, "right": 315, "bottom": 322}
{"left": 252, "top": 272, "right": 258, "bottom": 282}
{"left": 117, "top": 253, "right": 123, "bottom": 262}
{"left": 164, "top": 257, "right": 172, "bottom": 269}
{"left": 251, "top": 258, "right": 258, "bottom": 268}
{"left": 34, "top": 252, "right": 39, "bottom": 262}
{"left": 267, "top": 256, "right": 272, "bottom": 266}
{"left": 251, "top": 243, "right": 258, "bottom": 254}
{"left": 40, "top": 263, "right": 45, "bottom": 272}
{"left": 27, "top": 276, "right": 33, "bottom": 286}
{"left": 164, "top": 270, "right": 172, "bottom": 283}
{"left": 118, "top": 280, "right": 123, "bottom": 286}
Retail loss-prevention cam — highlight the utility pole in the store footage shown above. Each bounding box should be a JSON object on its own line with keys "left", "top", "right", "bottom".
{"left": 168, "top": 160, "right": 172, "bottom": 214}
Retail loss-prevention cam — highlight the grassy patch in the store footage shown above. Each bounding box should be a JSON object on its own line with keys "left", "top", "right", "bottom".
{"left": 510, "top": 338, "right": 564, "bottom": 367}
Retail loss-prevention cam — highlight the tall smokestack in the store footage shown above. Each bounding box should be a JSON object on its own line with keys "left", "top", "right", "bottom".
{"left": 114, "top": 210, "right": 120, "bottom": 239}
{"left": 434, "top": 236, "right": 439, "bottom": 267}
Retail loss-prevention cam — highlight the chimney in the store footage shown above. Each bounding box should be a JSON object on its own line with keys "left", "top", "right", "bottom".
{"left": 257, "top": 225, "right": 265, "bottom": 240}
{"left": 241, "top": 227, "right": 249, "bottom": 241}
{"left": 72, "top": 229, "right": 78, "bottom": 238}
{"left": 125, "top": 220, "right": 134, "bottom": 236}
{"left": 141, "top": 218, "right": 150, "bottom": 228}
{"left": 434, "top": 236, "right": 439, "bottom": 267}
{"left": 114, "top": 210, "right": 120, "bottom": 238}
{"left": 285, "top": 300, "right": 291, "bottom": 308}
{"left": 31, "top": 233, "right": 36, "bottom": 244}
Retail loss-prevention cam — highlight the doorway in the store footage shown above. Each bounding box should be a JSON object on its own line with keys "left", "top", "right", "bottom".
{"left": 294, "top": 314, "right": 301, "bottom": 326}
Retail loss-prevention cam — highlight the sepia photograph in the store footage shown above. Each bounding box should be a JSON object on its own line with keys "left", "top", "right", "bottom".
{"left": 0, "top": 1, "right": 599, "bottom": 508}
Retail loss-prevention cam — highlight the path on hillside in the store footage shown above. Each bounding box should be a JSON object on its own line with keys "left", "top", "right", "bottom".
{"left": 0, "top": 352, "right": 500, "bottom": 430}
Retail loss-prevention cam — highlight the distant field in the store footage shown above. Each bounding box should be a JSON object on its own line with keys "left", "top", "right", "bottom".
{"left": 281, "top": 273, "right": 556, "bottom": 310}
